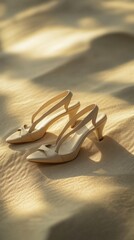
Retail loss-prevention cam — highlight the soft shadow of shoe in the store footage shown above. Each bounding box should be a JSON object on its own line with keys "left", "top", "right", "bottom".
{"left": 36, "top": 136, "right": 134, "bottom": 180}
{"left": 92, "top": 135, "right": 134, "bottom": 175}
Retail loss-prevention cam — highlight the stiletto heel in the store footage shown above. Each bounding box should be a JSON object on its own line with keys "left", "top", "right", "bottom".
{"left": 27, "top": 104, "right": 107, "bottom": 163}
{"left": 6, "top": 90, "right": 80, "bottom": 144}
{"left": 95, "top": 118, "right": 107, "bottom": 141}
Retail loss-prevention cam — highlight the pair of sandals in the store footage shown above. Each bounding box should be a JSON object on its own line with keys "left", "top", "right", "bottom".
{"left": 6, "top": 90, "right": 107, "bottom": 164}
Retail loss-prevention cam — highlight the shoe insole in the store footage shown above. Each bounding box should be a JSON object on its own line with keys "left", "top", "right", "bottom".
{"left": 56, "top": 113, "right": 105, "bottom": 155}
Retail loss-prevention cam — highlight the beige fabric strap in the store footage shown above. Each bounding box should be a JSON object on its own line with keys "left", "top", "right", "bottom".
{"left": 55, "top": 104, "right": 98, "bottom": 153}
{"left": 38, "top": 145, "right": 59, "bottom": 158}
{"left": 38, "top": 145, "right": 51, "bottom": 154}
{"left": 29, "top": 90, "right": 72, "bottom": 132}
{"left": 18, "top": 124, "right": 30, "bottom": 136}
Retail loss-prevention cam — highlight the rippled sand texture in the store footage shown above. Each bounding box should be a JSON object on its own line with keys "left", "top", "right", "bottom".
{"left": 0, "top": 0, "right": 134, "bottom": 240}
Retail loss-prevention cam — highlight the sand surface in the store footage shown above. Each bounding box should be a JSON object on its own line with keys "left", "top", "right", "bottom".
{"left": 0, "top": 0, "right": 134, "bottom": 239}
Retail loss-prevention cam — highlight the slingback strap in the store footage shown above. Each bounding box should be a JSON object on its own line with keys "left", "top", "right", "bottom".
{"left": 29, "top": 90, "right": 73, "bottom": 133}
{"left": 55, "top": 104, "right": 98, "bottom": 153}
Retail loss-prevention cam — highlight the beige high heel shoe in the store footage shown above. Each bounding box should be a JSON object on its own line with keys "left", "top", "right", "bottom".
{"left": 27, "top": 104, "right": 107, "bottom": 163}
{"left": 6, "top": 90, "right": 80, "bottom": 144}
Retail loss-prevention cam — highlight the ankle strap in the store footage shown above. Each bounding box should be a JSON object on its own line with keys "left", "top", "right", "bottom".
{"left": 55, "top": 104, "right": 98, "bottom": 153}
{"left": 29, "top": 90, "right": 72, "bottom": 133}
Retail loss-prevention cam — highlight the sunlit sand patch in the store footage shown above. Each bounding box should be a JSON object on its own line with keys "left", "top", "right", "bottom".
{"left": 89, "top": 149, "right": 102, "bottom": 163}
{"left": 102, "top": 1, "right": 134, "bottom": 12}
{"left": 125, "top": 15, "right": 134, "bottom": 24}
{"left": 6, "top": 28, "right": 92, "bottom": 57}
{"left": 49, "top": 177, "right": 122, "bottom": 203}
{"left": 5, "top": 189, "right": 49, "bottom": 216}
{"left": 0, "top": 75, "right": 40, "bottom": 93}
{"left": 78, "top": 17, "right": 98, "bottom": 28}
{"left": 92, "top": 61, "right": 134, "bottom": 85}
{"left": 0, "top": 75, "right": 53, "bottom": 125}
{"left": 6, "top": 23, "right": 107, "bottom": 57}
{"left": 1, "top": 151, "right": 50, "bottom": 217}
{"left": 1, "top": 0, "right": 60, "bottom": 25}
